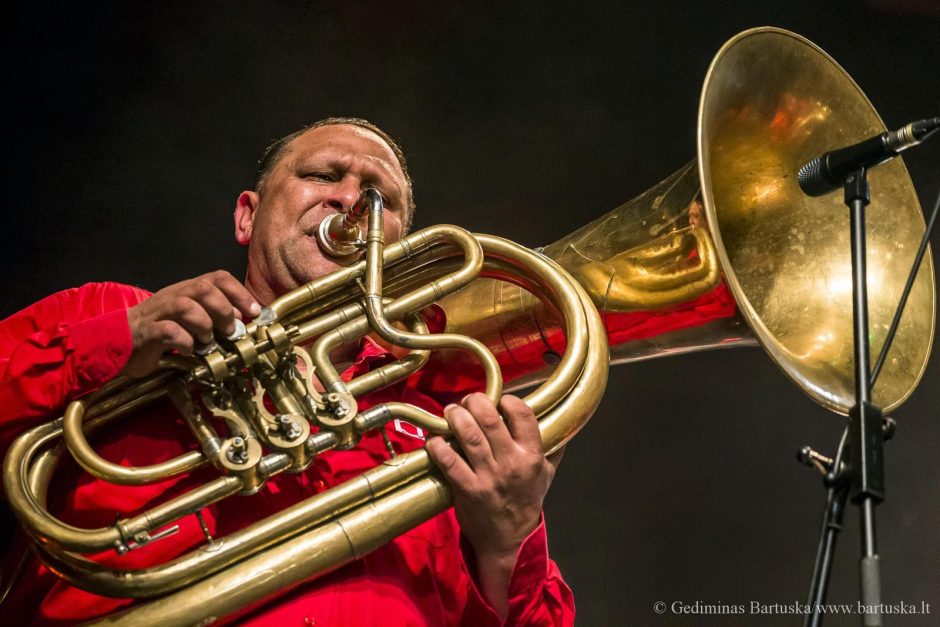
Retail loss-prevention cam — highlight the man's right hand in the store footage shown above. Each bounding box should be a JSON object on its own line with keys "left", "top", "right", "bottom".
{"left": 121, "top": 270, "right": 261, "bottom": 378}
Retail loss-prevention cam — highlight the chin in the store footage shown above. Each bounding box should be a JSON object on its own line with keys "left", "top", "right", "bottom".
{"left": 291, "top": 258, "right": 352, "bottom": 287}
{"left": 281, "top": 238, "right": 348, "bottom": 286}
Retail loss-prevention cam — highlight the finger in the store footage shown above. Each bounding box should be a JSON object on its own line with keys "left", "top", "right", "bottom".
{"left": 152, "top": 319, "right": 195, "bottom": 356}
{"left": 162, "top": 296, "right": 214, "bottom": 344}
{"left": 445, "top": 403, "right": 495, "bottom": 470}
{"left": 206, "top": 270, "right": 262, "bottom": 319}
{"left": 500, "top": 395, "right": 542, "bottom": 454}
{"left": 182, "top": 279, "right": 240, "bottom": 336}
{"left": 546, "top": 444, "right": 566, "bottom": 472}
{"left": 461, "top": 393, "right": 514, "bottom": 460}
{"left": 426, "top": 436, "right": 477, "bottom": 491}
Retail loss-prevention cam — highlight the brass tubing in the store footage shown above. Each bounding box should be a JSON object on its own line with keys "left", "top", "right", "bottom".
{"left": 27, "top": 442, "right": 62, "bottom": 508}
{"left": 25, "top": 386, "right": 201, "bottom": 508}
{"left": 40, "top": 450, "right": 438, "bottom": 598}
{"left": 6, "top": 422, "right": 124, "bottom": 551}
{"left": 363, "top": 296, "right": 502, "bottom": 403}
{"left": 168, "top": 381, "right": 223, "bottom": 462}
{"left": 63, "top": 399, "right": 206, "bottom": 485}
{"left": 5, "top": 204, "right": 603, "bottom": 612}
{"left": 361, "top": 201, "right": 502, "bottom": 405}
{"left": 350, "top": 401, "right": 451, "bottom": 436}
{"left": 114, "top": 475, "right": 244, "bottom": 545}
{"left": 378, "top": 402, "right": 450, "bottom": 434}
{"left": 536, "top": 282, "right": 609, "bottom": 455}
{"left": 311, "top": 239, "right": 586, "bottom": 433}
{"left": 9, "top": 232, "right": 590, "bottom": 561}
{"left": 472, "top": 236, "right": 590, "bottom": 417}
{"left": 95, "top": 476, "right": 453, "bottom": 626}
{"left": 275, "top": 243, "right": 463, "bottom": 330}
{"left": 270, "top": 226, "right": 474, "bottom": 323}
{"left": 93, "top": 239, "right": 608, "bottom": 621}
{"left": 344, "top": 313, "right": 430, "bottom": 398}
{"left": 57, "top": 374, "right": 210, "bottom": 487}
{"left": 266, "top": 227, "right": 439, "bottom": 321}
{"left": 79, "top": 370, "right": 185, "bottom": 422}
{"left": 344, "top": 351, "right": 428, "bottom": 398}
{"left": 255, "top": 358, "right": 306, "bottom": 419}
{"left": 312, "top": 225, "right": 483, "bottom": 393}
{"left": 303, "top": 431, "right": 340, "bottom": 457}
{"left": 11, "top": 414, "right": 288, "bottom": 553}
{"left": 288, "top": 301, "right": 365, "bottom": 345}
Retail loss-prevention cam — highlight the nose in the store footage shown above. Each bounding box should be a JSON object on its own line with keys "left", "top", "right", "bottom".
{"left": 322, "top": 178, "right": 362, "bottom": 214}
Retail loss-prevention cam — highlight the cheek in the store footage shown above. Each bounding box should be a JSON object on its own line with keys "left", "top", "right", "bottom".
{"left": 383, "top": 213, "right": 405, "bottom": 241}
{"left": 257, "top": 210, "right": 300, "bottom": 242}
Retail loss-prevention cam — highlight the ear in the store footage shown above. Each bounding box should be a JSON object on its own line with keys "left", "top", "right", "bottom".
{"left": 234, "top": 191, "right": 260, "bottom": 245}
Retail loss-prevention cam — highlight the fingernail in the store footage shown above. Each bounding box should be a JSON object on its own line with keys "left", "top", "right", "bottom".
{"left": 460, "top": 394, "right": 473, "bottom": 404}
{"left": 249, "top": 302, "right": 262, "bottom": 316}
{"left": 226, "top": 319, "right": 247, "bottom": 341}
{"left": 443, "top": 404, "right": 457, "bottom": 413}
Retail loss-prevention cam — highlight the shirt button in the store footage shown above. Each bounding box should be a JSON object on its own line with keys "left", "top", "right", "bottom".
{"left": 313, "top": 480, "right": 327, "bottom": 492}
{"left": 304, "top": 617, "right": 316, "bottom": 625}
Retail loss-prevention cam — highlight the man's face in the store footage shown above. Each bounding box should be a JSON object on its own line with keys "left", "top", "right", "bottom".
{"left": 236, "top": 124, "right": 410, "bottom": 303}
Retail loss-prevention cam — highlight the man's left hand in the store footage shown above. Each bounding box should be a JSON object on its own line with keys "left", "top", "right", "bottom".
{"left": 425, "top": 393, "right": 563, "bottom": 616}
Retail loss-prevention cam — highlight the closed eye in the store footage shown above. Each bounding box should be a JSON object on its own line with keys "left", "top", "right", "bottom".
{"left": 302, "top": 171, "right": 338, "bottom": 182}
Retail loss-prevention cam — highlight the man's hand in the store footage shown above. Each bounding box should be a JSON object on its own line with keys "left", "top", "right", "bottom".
{"left": 425, "top": 393, "right": 563, "bottom": 617}
{"left": 121, "top": 270, "right": 261, "bottom": 378}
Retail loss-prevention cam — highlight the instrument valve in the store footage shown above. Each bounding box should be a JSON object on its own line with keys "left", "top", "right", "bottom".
{"left": 326, "top": 394, "right": 352, "bottom": 419}
{"left": 226, "top": 436, "right": 250, "bottom": 464}
{"left": 276, "top": 414, "right": 304, "bottom": 441}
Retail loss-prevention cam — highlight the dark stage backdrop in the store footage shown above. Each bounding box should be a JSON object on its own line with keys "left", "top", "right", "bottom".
{"left": 4, "top": 3, "right": 938, "bottom": 625}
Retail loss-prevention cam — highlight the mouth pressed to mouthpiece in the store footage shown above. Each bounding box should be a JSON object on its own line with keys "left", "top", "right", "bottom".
{"left": 315, "top": 190, "right": 382, "bottom": 259}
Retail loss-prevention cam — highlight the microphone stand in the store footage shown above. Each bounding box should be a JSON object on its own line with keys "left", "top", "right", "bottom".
{"left": 843, "top": 167, "right": 886, "bottom": 627}
{"left": 804, "top": 167, "right": 887, "bottom": 627}
{"left": 801, "top": 168, "right": 939, "bottom": 626}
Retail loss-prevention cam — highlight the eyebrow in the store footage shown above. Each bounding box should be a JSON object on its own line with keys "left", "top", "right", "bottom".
{"left": 295, "top": 153, "right": 406, "bottom": 208}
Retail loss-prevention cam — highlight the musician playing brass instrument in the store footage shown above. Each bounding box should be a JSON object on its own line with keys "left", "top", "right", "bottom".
{"left": 0, "top": 118, "right": 574, "bottom": 625}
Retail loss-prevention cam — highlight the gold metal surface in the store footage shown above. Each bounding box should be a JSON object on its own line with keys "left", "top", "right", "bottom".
{"left": 433, "top": 28, "right": 934, "bottom": 413}
{"left": 1, "top": 26, "right": 934, "bottom": 625}
{"left": 699, "top": 28, "right": 934, "bottom": 413}
{"left": 432, "top": 161, "right": 752, "bottom": 396}
{"left": 3, "top": 193, "right": 608, "bottom": 623}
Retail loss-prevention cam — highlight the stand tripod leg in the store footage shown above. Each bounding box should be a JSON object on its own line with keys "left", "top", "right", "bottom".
{"left": 805, "top": 483, "right": 848, "bottom": 627}
{"left": 859, "top": 499, "right": 882, "bottom": 627}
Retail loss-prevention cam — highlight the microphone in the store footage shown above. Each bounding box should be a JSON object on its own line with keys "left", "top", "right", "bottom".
{"left": 797, "top": 118, "right": 939, "bottom": 197}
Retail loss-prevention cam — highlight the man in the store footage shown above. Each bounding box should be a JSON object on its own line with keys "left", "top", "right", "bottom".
{"left": 0, "top": 118, "right": 574, "bottom": 625}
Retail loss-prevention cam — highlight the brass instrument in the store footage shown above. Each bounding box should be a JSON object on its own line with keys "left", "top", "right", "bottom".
{"left": 2, "top": 27, "right": 934, "bottom": 625}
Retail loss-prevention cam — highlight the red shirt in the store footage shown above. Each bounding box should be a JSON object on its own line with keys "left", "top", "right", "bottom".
{"left": 0, "top": 282, "right": 574, "bottom": 626}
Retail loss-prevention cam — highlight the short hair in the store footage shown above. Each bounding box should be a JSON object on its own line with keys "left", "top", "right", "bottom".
{"left": 254, "top": 117, "right": 415, "bottom": 230}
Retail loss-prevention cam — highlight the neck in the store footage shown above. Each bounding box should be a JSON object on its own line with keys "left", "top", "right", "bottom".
{"left": 244, "top": 268, "right": 278, "bottom": 307}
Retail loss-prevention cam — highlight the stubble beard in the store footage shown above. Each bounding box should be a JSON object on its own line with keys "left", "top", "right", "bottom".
{"left": 278, "top": 235, "right": 345, "bottom": 294}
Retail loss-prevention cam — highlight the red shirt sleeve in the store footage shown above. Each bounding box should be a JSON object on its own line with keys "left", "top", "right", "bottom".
{"left": 0, "top": 282, "right": 151, "bottom": 456}
{"left": 459, "top": 512, "right": 575, "bottom": 626}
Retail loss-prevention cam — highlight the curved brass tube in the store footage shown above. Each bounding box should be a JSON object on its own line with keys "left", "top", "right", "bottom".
{"left": 63, "top": 400, "right": 206, "bottom": 486}
{"left": 90, "top": 232, "right": 608, "bottom": 624}
{"left": 4, "top": 27, "right": 934, "bottom": 626}
{"left": 9, "top": 232, "right": 601, "bottom": 615}
{"left": 344, "top": 312, "right": 431, "bottom": 398}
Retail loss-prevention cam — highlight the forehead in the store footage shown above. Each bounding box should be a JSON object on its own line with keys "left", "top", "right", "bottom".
{"left": 282, "top": 124, "right": 406, "bottom": 186}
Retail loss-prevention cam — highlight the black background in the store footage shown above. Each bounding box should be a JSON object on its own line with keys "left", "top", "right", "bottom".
{"left": 3, "top": 3, "right": 938, "bottom": 625}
